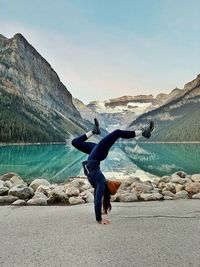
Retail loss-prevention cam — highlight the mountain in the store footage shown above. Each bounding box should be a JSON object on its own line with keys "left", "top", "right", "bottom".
{"left": 85, "top": 89, "right": 185, "bottom": 131}
{"left": 86, "top": 95, "right": 160, "bottom": 131}
{"left": 0, "top": 33, "right": 94, "bottom": 143}
{"left": 127, "top": 75, "right": 200, "bottom": 142}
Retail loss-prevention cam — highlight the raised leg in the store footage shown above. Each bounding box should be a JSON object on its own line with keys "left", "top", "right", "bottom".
{"left": 71, "top": 134, "right": 97, "bottom": 154}
{"left": 88, "top": 129, "right": 136, "bottom": 161}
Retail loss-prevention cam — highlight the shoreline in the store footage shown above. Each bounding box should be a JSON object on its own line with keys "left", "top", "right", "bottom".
{"left": 0, "top": 141, "right": 200, "bottom": 147}
{"left": 0, "top": 171, "right": 200, "bottom": 206}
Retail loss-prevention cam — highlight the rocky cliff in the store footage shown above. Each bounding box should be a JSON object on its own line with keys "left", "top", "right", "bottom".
{"left": 0, "top": 33, "right": 92, "bottom": 142}
{"left": 128, "top": 75, "right": 200, "bottom": 141}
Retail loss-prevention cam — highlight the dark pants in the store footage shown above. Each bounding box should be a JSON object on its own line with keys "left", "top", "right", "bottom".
{"left": 72, "top": 129, "right": 136, "bottom": 161}
{"left": 71, "top": 129, "right": 136, "bottom": 222}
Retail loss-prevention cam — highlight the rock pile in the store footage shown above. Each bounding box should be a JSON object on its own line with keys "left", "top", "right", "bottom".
{"left": 0, "top": 171, "right": 200, "bottom": 205}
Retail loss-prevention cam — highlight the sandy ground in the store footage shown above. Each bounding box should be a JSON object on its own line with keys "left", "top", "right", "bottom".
{"left": 0, "top": 200, "right": 200, "bottom": 267}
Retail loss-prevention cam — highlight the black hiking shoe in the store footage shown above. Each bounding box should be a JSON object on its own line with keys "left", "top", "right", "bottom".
{"left": 141, "top": 121, "right": 154, "bottom": 139}
{"left": 92, "top": 118, "right": 101, "bottom": 135}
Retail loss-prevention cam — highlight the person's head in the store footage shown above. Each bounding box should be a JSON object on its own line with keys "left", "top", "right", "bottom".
{"left": 102, "top": 180, "right": 121, "bottom": 215}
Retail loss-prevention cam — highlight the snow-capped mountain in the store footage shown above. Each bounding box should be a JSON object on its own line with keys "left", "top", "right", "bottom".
{"left": 79, "top": 90, "right": 184, "bottom": 131}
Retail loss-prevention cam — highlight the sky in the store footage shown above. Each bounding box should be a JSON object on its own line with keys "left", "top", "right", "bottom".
{"left": 1, "top": 0, "right": 200, "bottom": 104}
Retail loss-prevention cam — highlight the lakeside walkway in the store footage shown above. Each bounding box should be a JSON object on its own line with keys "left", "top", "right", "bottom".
{"left": 0, "top": 200, "right": 200, "bottom": 267}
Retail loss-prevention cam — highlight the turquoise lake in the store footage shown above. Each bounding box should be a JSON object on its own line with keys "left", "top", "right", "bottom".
{"left": 0, "top": 143, "right": 199, "bottom": 183}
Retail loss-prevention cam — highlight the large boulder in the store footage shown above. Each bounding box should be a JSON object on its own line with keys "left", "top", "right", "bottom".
{"left": 185, "top": 182, "right": 200, "bottom": 195}
{"left": 161, "top": 183, "right": 176, "bottom": 194}
{"left": 114, "top": 192, "right": 138, "bottom": 202}
{"left": 192, "top": 193, "right": 200, "bottom": 199}
{"left": 36, "top": 185, "right": 50, "bottom": 196}
{"left": 0, "top": 172, "right": 26, "bottom": 186}
{"left": 69, "top": 196, "right": 85, "bottom": 205}
{"left": 65, "top": 186, "right": 79, "bottom": 197}
{"left": 0, "top": 187, "right": 9, "bottom": 196}
{"left": 79, "top": 190, "right": 94, "bottom": 203}
{"left": 32, "top": 192, "right": 48, "bottom": 200}
{"left": 66, "top": 179, "right": 85, "bottom": 190}
{"left": 9, "top": 184, "right": 34, "bottom": 200}
{"left": 123, "top": 177, "right": 141, "bottom": 187}
{"left": 162, "top": 190, "right": 175, "bottom": 198}
{"left": 0, "top": 195, "right": 18, "bottom": 204}
{"left": 49, "top": 186, "right": 69, "bottom": 203}
{"left": 140, "top": 193, "right": 163, "bottom": 201}
{"left": 79, "top": 182, "right": 92, "bottom": 193}
{"left": 12, "top": 199, "right": 26, "bottom": 205}
{"left": 175, "top": 184, "right": 185, "bottom": 193}
{"left": 191, "top": 174, "right": 200, "bottom": 183}
{"left": 159, "top": 176, "right": 171, "bottom": 183}
{"left": 0, "top": 172, "right": 19, "bottom": 181}
{"left": 172, "top": 171, "right": 187, "bottom": 179}
{"left": 175, "top": 190, "right": 189, "bottom": 199}
{"left": 130, "top": 182, "right": 152, "bottom": 195}
{"left": 3, "top": 181, "right": 12, "bottom": 189}
{"left": 171, "top": 176, "right": 190, "bottom": 185}
{"left": 29, "top": 179, "right": 50, "bottom": 192}
{"left": 27, "top": 198, "right": 47, "bottom": 205}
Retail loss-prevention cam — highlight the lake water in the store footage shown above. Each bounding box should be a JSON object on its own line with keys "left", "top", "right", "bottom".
{"left": 0, "top": 143, "right": 199, "bottom": 183}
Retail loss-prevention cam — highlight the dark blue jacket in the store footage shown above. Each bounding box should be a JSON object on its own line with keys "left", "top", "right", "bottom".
{"left": 82, "top": 159, "right": 106, "bottom": 222}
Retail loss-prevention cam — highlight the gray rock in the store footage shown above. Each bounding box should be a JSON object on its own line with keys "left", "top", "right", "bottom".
{"left": 79, "top": 183, "right": 91, "bottom": 193}
{"left": 0, "top": 187, "right": 9, "bottom": 196}
{"left": 3, "top": 180, "right": 13, "bottom": 189}
{"left": 50, "top": 187, "right": 69, "bottom": 203}
{"left": 140, "top": 193, "right": 163, "bottom": 201}
{"left": 175, "top": 184, "right": 185, "bottom": 193}
{"left": 152, "top": 178, "right": 160, "bottom": 187}
{"left": 172, "top": 171, "right": 187, "bottom": 179}
{"left": 162, "top": 190, "right": 175, "bottom": 198}
{"left": 67, "top": 179, "right": 85, "bottom": 189}
{"left": 0, "top": 195, "right": 18, "bottom": 204}
{"left": 36, "top": 185, "right": 50, "bottom": 196}
{"left": 123, "top": 177, "right": 141, "bottom": 186}
{"left": 185, "top": 182, "right": 200, "bottom": 194}
{"left": 162, "top": 183, "right": 176, "bottom": 194}
{"left": 65, "top": 186, "right": 79, "bottom": 197}
{"left": 164, "top": 196, "right": 173, "bottom": 200}
{"left": 27, "top": 198, "right": 47, "bottom": 205}
{"left": 171, "top": 176, "right": 190, "bottom": 185}
{"left": 29, "top": 179, "right": 50, "bottom": 191}
{"left": 0, "top": 172, "right": 26, "bottom": 186}
{"left": 0, "top": 181, "right": 4, "bottom": 187}
{"left": 175, "top": 190, "right": 189, "bottom": 199}
{"left": 10, "top": 175, "right": 27, "bottom": 186}
{"left": 191, "top": 174, "right": 200, "bottom": 183}
{"left": 130, "top": 182, "right": 152, "bottom": 195}
{"left": 12, "top": 199, "right": 26, "bottom": 205}
{"left": 192, "top": 193, "right": 200, "bottom": 199}
{"left": 0, "top": 172, "right": 19, "bottom": 181}
{"left": 9, "top": 184, "right": 34, "bottom": 200}
{"left": 158, "top": 182, "right": 167, "bottom": 190}
{"left": 79, "top": 190, "right": 94, "bottom": 203}
{"left": 32, "top": 192, "right": 48, "bottom": 200}
{"left": 159, "top": 176, "right": 171, "bottom": 183}
{"left": 69, "top": 196, "right": 85, "bottom": 205}
{"left": 47, "top": 195, "right": 55, "bottom": 204}
{"left": 114, "top": 192, "right": 138, "bottom": 202}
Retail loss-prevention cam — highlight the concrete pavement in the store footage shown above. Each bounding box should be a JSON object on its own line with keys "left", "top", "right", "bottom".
{"left": 0, "top": 200, "right": 200, "bottom": 267}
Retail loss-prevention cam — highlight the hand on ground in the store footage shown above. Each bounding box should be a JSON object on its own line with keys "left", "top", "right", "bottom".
{"left": 99, "top": 218, "right": 111, "bottom": 225}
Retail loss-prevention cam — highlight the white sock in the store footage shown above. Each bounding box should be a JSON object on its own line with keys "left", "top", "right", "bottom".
{"left": 85, "top": 130, "right": 93, "bottom": 138}
{"left": 135, "top": 130, "right": 143, "bottom": 137}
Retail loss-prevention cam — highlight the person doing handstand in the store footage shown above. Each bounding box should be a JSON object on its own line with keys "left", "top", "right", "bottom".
{"left": 71, "top": 119, "right": 154, "bottom": 225}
